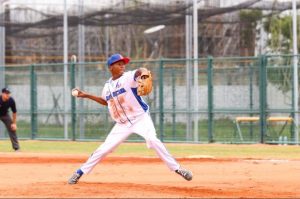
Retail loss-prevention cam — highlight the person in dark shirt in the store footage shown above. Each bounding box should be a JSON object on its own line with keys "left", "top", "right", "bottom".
{"left": 0, "top": 88, "right": 19, "bottom": 151}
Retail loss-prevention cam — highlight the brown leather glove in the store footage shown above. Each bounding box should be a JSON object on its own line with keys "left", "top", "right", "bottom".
{"left": 137, "top": 68, "right": 153, "bottom": 96}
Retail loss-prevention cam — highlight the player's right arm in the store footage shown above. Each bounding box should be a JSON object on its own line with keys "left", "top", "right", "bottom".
{"left": 76, "top": 89, "right": 108, "bottom": 106}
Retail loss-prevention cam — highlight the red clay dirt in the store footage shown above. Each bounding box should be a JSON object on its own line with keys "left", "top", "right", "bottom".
{"left": 0, "top": 152, "right": 300, "bottom": 198}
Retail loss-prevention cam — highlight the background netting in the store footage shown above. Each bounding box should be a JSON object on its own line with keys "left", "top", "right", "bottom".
{"left": 0, "top": 0, "right": 299, "bottom": 64}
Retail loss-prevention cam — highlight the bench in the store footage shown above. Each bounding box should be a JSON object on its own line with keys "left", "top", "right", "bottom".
{"left": 266, "top": 117, "right": 293, "bottom": 139}
{"left": 234, "top": 116, "right": 293, "bottom": 141}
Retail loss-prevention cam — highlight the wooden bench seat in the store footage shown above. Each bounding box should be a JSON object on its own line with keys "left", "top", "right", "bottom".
{"left": 234, "top": 116, "right": 293, "bottom": 141}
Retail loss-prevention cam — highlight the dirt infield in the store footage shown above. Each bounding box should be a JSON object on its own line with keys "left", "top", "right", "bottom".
{"left": 0, "top": 152, "right": 299, "bottom": 198}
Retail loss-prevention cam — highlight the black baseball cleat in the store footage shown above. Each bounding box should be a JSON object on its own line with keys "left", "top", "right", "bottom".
{"left": 175, "top": 167, "right": 193, "bottom": 181}
{"left": 68, "top": 172, "right": 82, "bottom": 184}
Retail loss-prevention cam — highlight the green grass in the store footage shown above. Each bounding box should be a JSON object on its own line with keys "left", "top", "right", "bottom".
{"left": 1, "top": 140, "right": 300, "bottom": 159}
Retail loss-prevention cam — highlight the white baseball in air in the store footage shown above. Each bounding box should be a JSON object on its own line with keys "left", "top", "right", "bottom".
{"left": 72, "top": 89, "right": 79, "bottom": 97}
{"left": 71, "top": 55, "right": 77, "bottom": 63}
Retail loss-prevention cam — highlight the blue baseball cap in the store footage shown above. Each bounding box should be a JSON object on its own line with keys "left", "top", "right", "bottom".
{"left": 107, "top": 54, "right": 130, "bottom": 66}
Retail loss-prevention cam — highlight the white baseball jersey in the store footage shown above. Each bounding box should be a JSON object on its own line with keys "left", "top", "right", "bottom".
{"left": 101, "top": 70, "right": 149, "bottom": 127}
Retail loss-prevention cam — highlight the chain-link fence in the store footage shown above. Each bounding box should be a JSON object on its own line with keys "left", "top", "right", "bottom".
{"left": 0, "top": 55, "right": 299, "bottom": 144}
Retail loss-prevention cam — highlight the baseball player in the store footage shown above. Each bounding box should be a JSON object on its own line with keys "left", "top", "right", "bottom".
{"left": 68, "top": 53, "right": 192, "bottom": 184}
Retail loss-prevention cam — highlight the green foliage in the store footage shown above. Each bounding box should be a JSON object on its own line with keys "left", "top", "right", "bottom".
{"left": 281, "top": 16, "right": 293, "bottom": 40}
{"left": 264, "top": 15, "right": 300, "bottom": 53}
{"left": 263, "top": 15, "right": 299, "bottom": 96}
{"left": 239, "top": 10, "right": 263, "bottom": 23}
{"left": 267, "top": 57, "right": 293, "bottom": 94}
{"left": 239, "top": 10, "right": 263, "bottom": 47}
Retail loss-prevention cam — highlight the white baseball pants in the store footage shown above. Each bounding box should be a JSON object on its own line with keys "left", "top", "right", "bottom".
{"left": 80, "top": 113, "right": 180, "bottom": 174}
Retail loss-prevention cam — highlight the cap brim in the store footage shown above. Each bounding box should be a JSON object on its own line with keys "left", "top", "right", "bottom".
{"left": 123, "top": 57, "right": 130, "bottom": 64}
{"left": 110, "top": 57, "right": 130, "bottom": 66}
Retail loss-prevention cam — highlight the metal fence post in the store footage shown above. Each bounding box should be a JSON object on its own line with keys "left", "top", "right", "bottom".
{"left": 171, "top": 69, "right": 176, "bottom": 140}
{"left": 159, "top": 59, "right": 164, "bottom": 142}
{"left": 291, "top": 56, "right": 295, "bottom": 140}
{"left": 259, "top": 55, "right": 267, "bottom": 143}
{"left": 30, "top": 64, "right": 37, "bottom": 139}
{"left": 249, "top": 63, "right": 254, "bottom": 139}
{"left": 70, "top": 62, "right": 76, "bottom": 141}
{"left": 207, "top": 56, "right": 214, "bottom": 142}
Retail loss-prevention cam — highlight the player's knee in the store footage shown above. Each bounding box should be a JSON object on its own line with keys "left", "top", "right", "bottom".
{"left": 146, "top": 138, "right": 159, "bottom": 149}
{"left": 146, "top": 141, "right": 153, "bottom": 149}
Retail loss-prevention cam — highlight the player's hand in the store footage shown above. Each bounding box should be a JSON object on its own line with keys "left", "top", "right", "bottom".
{"left": 11, "top": 123, "right": 17, "bottom": 131}
{"left": 78, "top": 89, "right": 91, "bottom": 98}
{"left": 72, "top": 88, "right": 87, "bottom": 98}
{"left": 76, "top": 89, "right": 88, "bottom": 98}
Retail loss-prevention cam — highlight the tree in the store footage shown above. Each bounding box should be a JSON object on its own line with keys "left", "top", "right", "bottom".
{"left": 264, "top": 15, "right": 300, "bottom": 54}
{"left": 239, "top": 9, "right": 263, "bottom": 56}
{"left": 264, "top": 14, "right": 300, "bottom": 108}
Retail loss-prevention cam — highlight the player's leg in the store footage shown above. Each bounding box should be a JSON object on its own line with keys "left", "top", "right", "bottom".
{"left": 133, "top": 113, "right": 192, "bottom": 181}
{"left": 0, "top": 115, "right": 19, "bottom": 151}
{"left": 68, "top": 123, "right": 131, "bottom": 184}
{"left": 80, "top": 123, "right": 131, "bottom": 174}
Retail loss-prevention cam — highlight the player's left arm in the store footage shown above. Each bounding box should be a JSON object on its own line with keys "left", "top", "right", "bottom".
{"left": 11, "top": 99, "right": 17, "bottom": 131}
{"left": 11, "top": 113, "right": 17, "bottom": 131}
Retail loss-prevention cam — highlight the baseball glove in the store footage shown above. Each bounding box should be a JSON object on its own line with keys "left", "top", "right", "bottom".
{"left": 137, "top": 68, "right": 153, "bottom": 96}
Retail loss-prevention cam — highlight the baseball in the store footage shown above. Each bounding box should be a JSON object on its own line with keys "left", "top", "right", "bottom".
{"left": 71, "top": 55, "right": 77, "bottom": 63}
{"left": 72, "top": 89, "right": 79, "bottom": 97}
